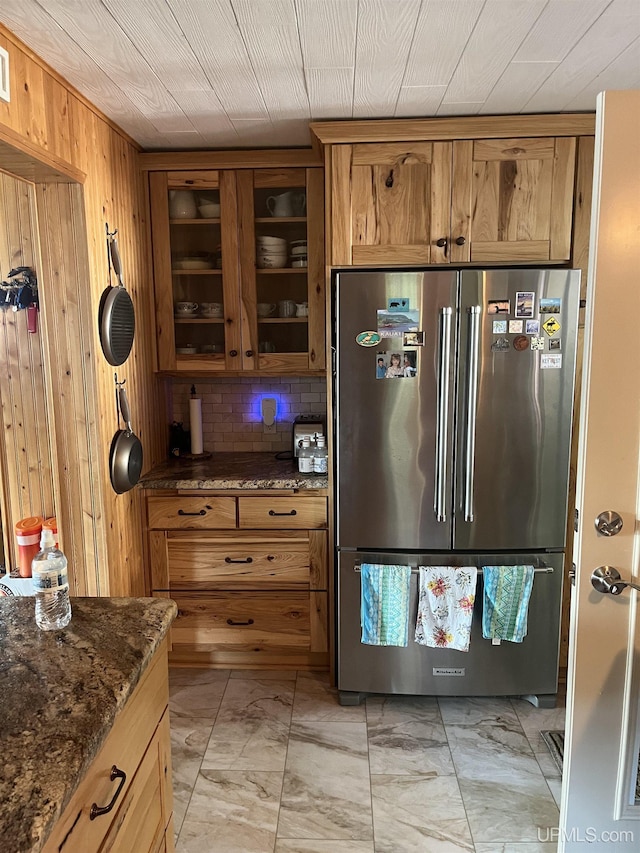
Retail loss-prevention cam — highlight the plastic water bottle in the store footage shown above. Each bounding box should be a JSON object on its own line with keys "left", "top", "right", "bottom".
{"left": 32, "top": 528, "right": 72, "bottom": 630}
{"left": 298, "top": 438, "right": 314, "bottom": 474}
{"left": 313, "top": 435, "right": 328, "bottom": 474}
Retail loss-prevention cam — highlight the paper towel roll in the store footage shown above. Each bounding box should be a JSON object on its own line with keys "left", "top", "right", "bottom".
{"left": 189, "top": 397, "right": 203, "bottom": 455}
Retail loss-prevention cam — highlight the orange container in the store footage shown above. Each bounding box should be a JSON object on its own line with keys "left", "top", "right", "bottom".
{"left": 43, "top": 517, "right": 59, "bottom": 547}
{"left": 15, "top": 516, "right": 43, "bottom": 578}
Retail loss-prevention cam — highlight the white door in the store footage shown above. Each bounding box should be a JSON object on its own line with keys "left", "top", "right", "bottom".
{"left": 560, "top": 90, "right": 640, "bottom": 850}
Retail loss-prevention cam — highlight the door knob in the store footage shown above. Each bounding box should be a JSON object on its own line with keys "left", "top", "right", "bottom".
{"left": 435, "top": 237, "right": 448, "bottom": 258}
{"left": 591, "top": 566, "right": 640, "bottom": 595}
{"left": 594, "top": 510, "right": 623, "bottom": 536}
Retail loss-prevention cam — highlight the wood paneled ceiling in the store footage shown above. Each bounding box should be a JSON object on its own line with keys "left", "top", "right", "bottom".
{"left": 0, "top": 0, "right": 638, "bottom": 150}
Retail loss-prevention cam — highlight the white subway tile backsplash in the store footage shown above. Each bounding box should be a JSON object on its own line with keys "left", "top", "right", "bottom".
{"left": 171, "top": 376, "right": 326, "bottom": 452}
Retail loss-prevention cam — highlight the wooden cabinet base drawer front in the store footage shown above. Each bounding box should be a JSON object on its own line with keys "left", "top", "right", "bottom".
{"left": 148, "top": 496, "right": 236, "bottom": 529}
{"left": 171, "top": 592, "right": 311, "bottom": 652}
{"left": 238, "top": 497, "right": 327, "bottom": 529}
{"left": 167, "top": 537, "right": 311, "bottom": 589}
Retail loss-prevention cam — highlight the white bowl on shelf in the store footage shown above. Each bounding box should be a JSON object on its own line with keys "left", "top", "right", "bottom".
{"left": 175, "top": 257, "right": 213, "bottom": 270}
{"left": 257, "top": 253, "right": 288, "bottom": 269}
{"left": 290, "top": 245, "right": 307, "bottom": 256}
{"left": 257, "top": 235, "right": 287, "bottom": 248}
{"left": 198, "top": 202, "right": 221, "bottom": 218}
{"left": 176, "top": 345, "right": 198, "bottom": 354}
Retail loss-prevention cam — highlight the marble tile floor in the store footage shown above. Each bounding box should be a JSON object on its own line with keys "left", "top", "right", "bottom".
{"left": 169, "top": 668, "right": 566, "bottom": 853}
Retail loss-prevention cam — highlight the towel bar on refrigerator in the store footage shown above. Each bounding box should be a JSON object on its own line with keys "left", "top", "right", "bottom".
{"left": 352, "top": 565, "right": 554, "bottom": 575}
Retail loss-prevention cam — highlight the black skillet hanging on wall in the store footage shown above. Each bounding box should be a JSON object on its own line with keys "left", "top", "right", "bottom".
{"left": 98, "top": 224, "right": 135, "bottom": 366}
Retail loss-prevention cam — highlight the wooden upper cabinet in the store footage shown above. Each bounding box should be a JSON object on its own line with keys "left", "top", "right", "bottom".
{"left": 455, "top": 137, "right": 577, "bottom": 264}
{"left": 147, "top": 160, "right": 325, "bottom": 374}
{"left": 330, "top": 134, "right": 578, "bottom": 267}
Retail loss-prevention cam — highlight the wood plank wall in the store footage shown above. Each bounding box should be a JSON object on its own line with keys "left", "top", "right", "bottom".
{"left": 0, "top": 24, "right": 164, "bottom": 596}
{"left": 0, "top": 173, "right": 56, "bottom": 570}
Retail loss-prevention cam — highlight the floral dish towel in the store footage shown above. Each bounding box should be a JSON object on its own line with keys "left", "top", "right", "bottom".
{"left": 414, "top": 566, "right": 477, "bottom": 651}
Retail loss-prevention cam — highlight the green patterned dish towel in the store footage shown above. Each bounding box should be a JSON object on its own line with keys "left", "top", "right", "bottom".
{"left": 360, "top": 563, "right": 411, "bottom": 646}
{"left": 482, "top": 565, "right": 535, "bottom": 643}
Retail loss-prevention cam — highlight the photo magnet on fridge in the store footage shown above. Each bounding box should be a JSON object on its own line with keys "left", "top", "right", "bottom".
{"left": 539, "top": 297, "right": 562, "bottom": 314}
{"left": 491, "top": 337, "right": 511, "bottom": 352}
{"left": 377, "top": 309, "right": 420, "bottom": 338}
{"left": 509, "top": 320, "right": 523, "bottom": 334}
{"left": 541, "top": 354, "right": 563, "bottom": 369}
{"left": 377, "top": 350, "right": 418, "bottom": 378}
{"left": 404, "top": 331, "right": 424, "bottom": 346}
{"left": 515, "top": 291, "right": 535, "bottom": 318}
{"left": 492, "top": 320, "right": 507, "bottom": 334}
{"left": 525, "top": 320, "right": 540, "bottom": 335}
{"left": 549, "top": 338, "right": 561, "bottom": 351}
{"left": 487, "top": 300, "right": 510, "bottom": 315}
{"left": 513, "top": 335, "right": 529, "bottom": 351}
{"left": 530, "top": 336, "right": 545, "bottom": 351}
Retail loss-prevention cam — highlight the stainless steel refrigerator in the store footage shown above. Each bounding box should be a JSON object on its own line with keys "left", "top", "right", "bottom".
{"left": 335, "top": 268, "right": 580, "bottom": 706}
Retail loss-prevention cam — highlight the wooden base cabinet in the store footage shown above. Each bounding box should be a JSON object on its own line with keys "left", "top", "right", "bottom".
{"left": 148, "top": 494, "right": 329, "bottom": 669}
{"left": 42, "top": 640, "right": 174, "bottom": 853}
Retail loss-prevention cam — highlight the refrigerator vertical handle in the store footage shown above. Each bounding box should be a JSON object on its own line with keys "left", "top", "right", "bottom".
{"left": 434, "top": 306, "right": 452, "bottom": 522}
{"left": 464, "top": 306, "right": 481, "bottom": 522}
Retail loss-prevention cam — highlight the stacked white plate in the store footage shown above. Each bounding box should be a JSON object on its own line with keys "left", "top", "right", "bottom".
{"left": 257, "top": 235, "right": 287, "bottom": 269}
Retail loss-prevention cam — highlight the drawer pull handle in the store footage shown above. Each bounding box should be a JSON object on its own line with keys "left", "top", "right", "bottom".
{"left": 178, "top": 508, "right": 207, "bottom": 517}
{"left": 90, "top": 766, "right": 126, "bottom": 820}
{"left": 225, "top": 557, "right": 253, "bottom": 564}
{"left": 227, "top": 618, "right": 254, "bottom": 626}
{"left": 268, "top": 509, "right": 297, "bottom": 516}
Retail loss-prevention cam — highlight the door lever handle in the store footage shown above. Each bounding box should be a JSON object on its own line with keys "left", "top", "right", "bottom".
{"left": 591, "top": 566, "right": 640, "bottom": 595}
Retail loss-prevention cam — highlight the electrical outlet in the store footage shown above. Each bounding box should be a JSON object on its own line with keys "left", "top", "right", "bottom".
{"left": 261, "top": 397, "right": 276, "bottom": 434}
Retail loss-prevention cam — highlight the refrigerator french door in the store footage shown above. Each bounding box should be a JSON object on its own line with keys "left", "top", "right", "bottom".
{"left": 334, "top": 268, "right": 580, "bottom": 702}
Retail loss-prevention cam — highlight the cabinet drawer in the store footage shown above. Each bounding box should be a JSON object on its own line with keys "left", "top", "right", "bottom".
{"left": 148, "top": 496, "right": 236, "bottom": 529}
{"left": 167, "top": 537, "right": 311, "bottom": 589}
{"left": 171, "top": 592, "right": 311, "bottom": 652}
{"left": 42, "top": 644, "right": 169, "bottom": 853}
{"left": 238, "top": 497, "right": 327, "bottom": 529}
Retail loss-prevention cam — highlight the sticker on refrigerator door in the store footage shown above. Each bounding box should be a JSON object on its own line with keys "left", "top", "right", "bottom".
{"left": 541, "top": 354, "right": 563, "bottom": 369}
{"left": 525, "top": 320, "right": 540, "bottom": 335}
{"left": 387, "top": 297, "right": 410, "bottom": 312}
{"left": 509, "top": 320, "right": 523, "bottom": 334}
{"left": 530, "top": 336, "right": 545, "bottom": 351}
{"left": 513, "top": 335, "right": 529, "bottom": 351}
{"left": 549, "top": 338, "right": 561, "bottom": 351}
{"left": 515, "top": 291, "right": 535, "bottom": 318}
{"left": 487, "top": 300, "right": 510, "bottom": 315}
{"left": 355, "top": 331, "right": 382, "bottom": 347}
{"left": 542, "top": 317, "right": 561, "bottom": 336}
{"left": 491, "top": 337, "right": 510, "bottom": 352}
{"left": 377, "top": 309, "right": 419, "bottom": 337}
{"left": 540, "top": 297, "right": 562, "bottom": 314}
{"left": 404, "top": 331, "right": 424, "bottom": 346}
{"left": 492, "top": 320, "right": 507, "bottom": 334}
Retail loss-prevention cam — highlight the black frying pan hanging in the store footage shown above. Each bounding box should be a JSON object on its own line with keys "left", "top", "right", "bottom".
{"left": 99, "top": 226, "right": 135, "bottom": 366}
{"left": 110, "top": 383, "right": 143, "bottom": 494}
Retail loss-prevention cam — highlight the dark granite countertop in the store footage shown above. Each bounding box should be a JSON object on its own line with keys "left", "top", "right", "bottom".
{"left": 0, "top": 596, "right": 177, "bottom": 853}
{"left": 139, "top": 451, "right": 328, "bottom": 491}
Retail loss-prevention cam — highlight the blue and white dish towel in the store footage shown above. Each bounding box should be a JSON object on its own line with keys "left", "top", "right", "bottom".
{"left": 414, "top": 566, "right": 478, "bottom": 651}
{"left": 482, "top": 565, "right": 535, "bottom": 643}
{"left": 360, "top": 563, "right": 411, "bottom": 646}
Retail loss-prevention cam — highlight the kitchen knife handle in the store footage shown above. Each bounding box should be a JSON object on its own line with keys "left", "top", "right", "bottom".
{"left": 464, "top": 306, "right": 481, "bottom": 522}
{"left": 434, "top": 307, "right": 452, "bottom": 522}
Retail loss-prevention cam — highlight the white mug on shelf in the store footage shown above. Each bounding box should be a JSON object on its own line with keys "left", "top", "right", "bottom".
{"left": 295, "top": 302, "right": 309, "bottom": 317}
{"left": 257, "top": 303, "right": 276, "bottom": 317}
{"left": 266, "top": 191, "right": 306, "bottom": 217}
{"left": 200, "top": 302, "right": 223, "bottom": 317}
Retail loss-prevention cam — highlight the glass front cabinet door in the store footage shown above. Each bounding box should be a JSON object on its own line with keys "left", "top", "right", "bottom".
{"left": 148, "top": 166, "right": 325, "bottom": 374}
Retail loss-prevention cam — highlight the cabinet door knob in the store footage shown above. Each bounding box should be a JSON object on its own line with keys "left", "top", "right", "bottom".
{"left": 229, "top": 349, "right": 238, "bottom": 357}
{"left": 245, "top": 350, "right": 254, "bottom": 357}
{"left": 455, "top": 236, "right": 466, "bottom": 246}
{"left": 435, "top": 237, "right": 448, "bottom": 258}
